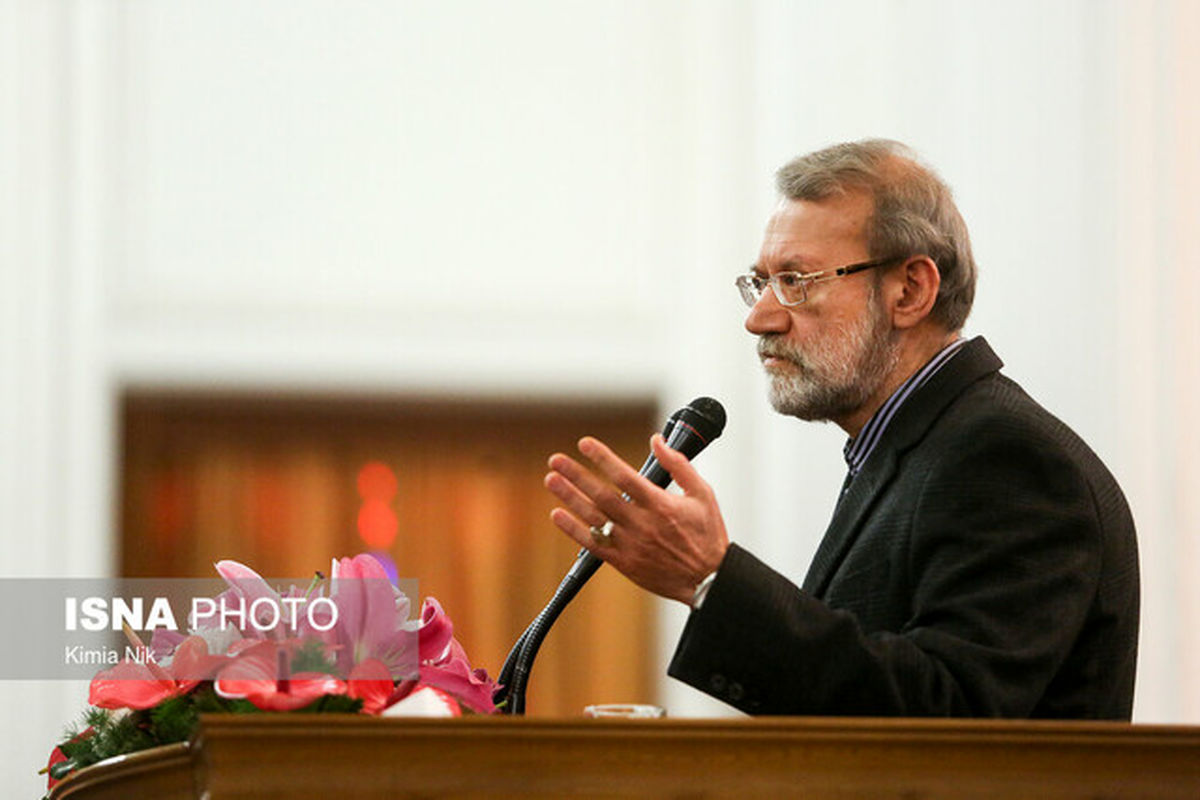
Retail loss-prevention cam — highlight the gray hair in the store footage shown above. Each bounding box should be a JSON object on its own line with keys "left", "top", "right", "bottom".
{"left": 775, "top": 139, "right": 976, "bottom": 332}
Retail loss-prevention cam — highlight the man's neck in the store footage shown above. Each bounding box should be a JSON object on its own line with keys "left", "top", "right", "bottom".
{"left": 836, "top": 327, "right": 961, "bottom": 438}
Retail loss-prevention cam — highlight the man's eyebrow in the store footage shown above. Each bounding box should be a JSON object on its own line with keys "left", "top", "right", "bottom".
{"left": 756, "top": 258, "right": 813, "bottom": 275}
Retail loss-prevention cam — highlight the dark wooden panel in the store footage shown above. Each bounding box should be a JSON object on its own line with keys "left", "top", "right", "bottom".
{"left": 53, "top": 716, "right": 1200, "bottom": 800}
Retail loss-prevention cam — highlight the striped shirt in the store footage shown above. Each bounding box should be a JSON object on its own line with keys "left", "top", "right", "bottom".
{"left": 842, "top": 337, "right": 971, "bottom": 480}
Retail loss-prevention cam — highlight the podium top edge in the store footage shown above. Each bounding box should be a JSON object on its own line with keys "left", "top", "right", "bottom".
{"left": 193, "top": 712, "right": 1200, "bottom": 744}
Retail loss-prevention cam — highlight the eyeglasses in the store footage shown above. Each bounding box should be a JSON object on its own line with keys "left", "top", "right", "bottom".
{"left": 734, "top": 257, "right": 903, "bottom": 308}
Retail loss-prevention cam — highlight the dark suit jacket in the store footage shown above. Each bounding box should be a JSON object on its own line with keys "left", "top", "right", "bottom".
{"left": 668, "top": 337, "right": 1139, "bottom": 719}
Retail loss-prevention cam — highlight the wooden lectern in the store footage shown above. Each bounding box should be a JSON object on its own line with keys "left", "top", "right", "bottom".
{"left": 50, "top": 715, "right": 1200, "bottom": 799}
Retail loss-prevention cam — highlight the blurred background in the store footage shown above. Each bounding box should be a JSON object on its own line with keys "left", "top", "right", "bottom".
{"left": 3, "top": 0, "right": 1198, "bottom": 793}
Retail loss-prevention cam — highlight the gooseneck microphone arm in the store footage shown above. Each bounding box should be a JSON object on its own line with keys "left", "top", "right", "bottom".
{"left": 492, "top": 410, "right": 683, "bottom": 708}
{"left": 492, "top": 411, "right": 682, "bottom": 701}
{"left": 494, "top": 397, "right": 726, "bottom": 715}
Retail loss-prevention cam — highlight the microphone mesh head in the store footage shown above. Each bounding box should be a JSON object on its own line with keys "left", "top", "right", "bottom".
{"left": 684, "top": 397, "right": 726, "bottom": 441}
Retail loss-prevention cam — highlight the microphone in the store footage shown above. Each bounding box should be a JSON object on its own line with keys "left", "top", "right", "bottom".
{"left": 566, "top": 396, "right": 726, "bottom": 579}
{"left": 635, "top": 396, "right": 727, "bottom": 490}
{"left": 497, "top": 397, "right": 726, "bottom": 714}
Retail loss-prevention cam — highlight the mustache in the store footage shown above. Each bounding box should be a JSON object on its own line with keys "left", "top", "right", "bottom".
{"left": 757, "top": 335, "right": 799, "bottom": 362}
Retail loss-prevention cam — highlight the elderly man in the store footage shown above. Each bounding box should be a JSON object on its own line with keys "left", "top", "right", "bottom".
{"left": 544, "top": 139, "right": 1139, "bottom": 719}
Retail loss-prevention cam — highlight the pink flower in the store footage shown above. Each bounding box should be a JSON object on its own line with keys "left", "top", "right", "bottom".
{"left": 89, "top": 635, "right": 229, "bottom": 710}
{"left": 207, "top": 559, "right": 289, "bottom": 639}
{"left": 172, "top": 635, "right": 235, "bottom": 691}
{"left": 214, "top": 640, "right": 345, "bottom": 712}
{"left": 90, "top": 555, "right": 496, "bottom": 717}
{"left": 89, "top": 661, "right": 177, "bottom": 711}
{"left": 148, "top": 628, "right": 186, "bottom": 661}
{"left": 205, "top": 560, "right": 330, "bottom": 643}
{"left": 346, "top": 658, "right": 396, "bottom": 715}
{"left": 419, "top": 637, "right": 499, "bottom": 714}
{"left": 324, "top": 555, "right": 417, "bottom": 678}
{"left": 413, "top": 596, "right": 499, "bottom": 713}
{"left": 416, "top": 597, "right": 454, "bottom": 663}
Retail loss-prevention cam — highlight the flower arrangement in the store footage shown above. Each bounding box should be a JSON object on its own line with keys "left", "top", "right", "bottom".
{"left": 42, "top": 554, "right": 499, "bottom": 795}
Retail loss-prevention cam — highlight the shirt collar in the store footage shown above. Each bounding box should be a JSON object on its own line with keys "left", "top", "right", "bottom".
{"left": 843, "top": 337, "right": 970, "bottom": 476}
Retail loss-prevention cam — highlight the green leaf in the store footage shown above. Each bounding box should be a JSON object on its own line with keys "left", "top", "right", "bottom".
{"left": 290, "top": 639, "right": 338, "bottom": 675}
{"left": 304, "top": 694, "right": 363, "bottom": 714}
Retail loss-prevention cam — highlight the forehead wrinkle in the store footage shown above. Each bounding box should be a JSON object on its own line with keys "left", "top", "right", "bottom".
{"left": 758, "top": 191, "right": 874, "bottom": 281}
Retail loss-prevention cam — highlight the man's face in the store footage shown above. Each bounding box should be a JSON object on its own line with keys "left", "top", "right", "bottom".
{"left": 747, "top": 191, "right": 899, "bottom": 425}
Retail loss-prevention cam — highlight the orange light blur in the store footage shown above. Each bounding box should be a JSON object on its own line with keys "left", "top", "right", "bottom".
{"left": 357, "top": 499, "right": 399, "bottom": 550}
{"left": 356, "top": 461, "right": 399, "bottom": 549}
{"left": 357, "top": 461, "right": 398, "bottom": 501}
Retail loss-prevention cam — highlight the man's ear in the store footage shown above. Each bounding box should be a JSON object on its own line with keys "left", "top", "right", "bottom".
{"left": 888, "top": 256, "right": 940, "bottom": 329}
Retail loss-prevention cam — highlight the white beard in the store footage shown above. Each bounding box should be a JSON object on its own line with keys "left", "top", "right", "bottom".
{"left": 758, "top": 289, "right": 899, "bottom": 422}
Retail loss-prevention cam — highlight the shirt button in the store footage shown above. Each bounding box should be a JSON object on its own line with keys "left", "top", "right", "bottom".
{"left": 728, "top": 682, "right": 745, "bottom": 702}
{"left": 709, "top": 674, "right": 727, "bottom": 693}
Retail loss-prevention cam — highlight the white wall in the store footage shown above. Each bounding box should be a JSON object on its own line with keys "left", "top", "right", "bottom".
{"left": 4, "top": 0, "right": 1198, "bottom": 794}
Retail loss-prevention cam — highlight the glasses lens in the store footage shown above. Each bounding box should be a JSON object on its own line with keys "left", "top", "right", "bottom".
{"left": 735, "top": 275, "right": 760, "bottom": 307}
{"left": 774, "top": 273, "right": 807, "bottom": 305}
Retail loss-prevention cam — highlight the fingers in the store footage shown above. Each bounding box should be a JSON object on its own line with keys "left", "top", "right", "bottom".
{"left": 544, "top": 462, "right": 622, "bottom": 559}
{"left": 543, "top": 462, "right": 613, "bottom": 529}
{"left": 547, "top": 506, "right": 615, "bottom": 554}
{"left": 576, "top": 436, "right": 661, "bottom": 506}
{"left": 547, "top": 434, "right": 709, "bottom": 522}
{"left": 546, "top": 450, "right": 638, "bottom": 523}
{"left": 543, "top": 434, "right": 728, "bottom": 604}
{"left": 544, "top": 447, "right": 636, "bottom": 559}
{"left": 544, "top": 432, "right": 709, "bottom": 544}
{"left": 649, "top": 433, "right": 712, "bottom": 498}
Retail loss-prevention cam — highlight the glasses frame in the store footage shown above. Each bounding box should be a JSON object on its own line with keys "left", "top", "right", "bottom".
{"left": 735, "top": 256, "right": 904, "bottom": 308}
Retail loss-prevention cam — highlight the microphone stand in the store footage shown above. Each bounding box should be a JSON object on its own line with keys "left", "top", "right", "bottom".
{"left": 495, "top": 549, "right": 602, "bottom": 714}
{"left": 494, "top": 413, "right": 683, "bottom": 715}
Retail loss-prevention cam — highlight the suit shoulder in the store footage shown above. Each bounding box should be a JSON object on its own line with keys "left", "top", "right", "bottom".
{"left": 934, "top": 372, "right": 1098, "bottom": 458}
{"left": 916, "top": 372, "right": 1131, "bottom": 522}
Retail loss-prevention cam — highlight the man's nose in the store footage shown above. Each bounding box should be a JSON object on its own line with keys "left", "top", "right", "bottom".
{"left": 745, "top": 286, "right": 790, "bottom": 335}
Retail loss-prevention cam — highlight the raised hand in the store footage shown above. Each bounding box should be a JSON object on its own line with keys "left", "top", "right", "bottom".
{"left": 544, "top": 433, "right": 729, "bottom": 604}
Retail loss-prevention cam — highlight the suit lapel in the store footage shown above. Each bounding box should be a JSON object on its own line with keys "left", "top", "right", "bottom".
{"left": 800, "top": 337, "right": 1005, "bottom": 597}
{"left": 802, "top": 445, "right": 900, "bottom": 594}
